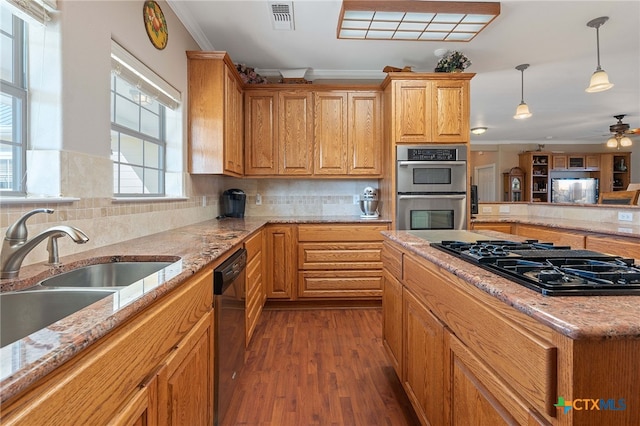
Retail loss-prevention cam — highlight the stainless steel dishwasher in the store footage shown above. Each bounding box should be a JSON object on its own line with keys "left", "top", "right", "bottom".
{"left": 213, "top": 248, "right": 247, "bottom": 425}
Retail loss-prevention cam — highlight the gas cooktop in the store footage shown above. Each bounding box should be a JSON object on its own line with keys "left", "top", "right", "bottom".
{"left": 431, "top": 239, "right": 640, "bottom": 296}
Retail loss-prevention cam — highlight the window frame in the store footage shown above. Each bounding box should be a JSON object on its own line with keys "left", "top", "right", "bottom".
{"left": 0, "top": 13, "right": 27, "bottom": 195}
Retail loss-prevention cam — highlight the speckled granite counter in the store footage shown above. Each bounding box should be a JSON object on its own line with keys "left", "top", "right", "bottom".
{"left": 383, "top": 229, "right": 640, "bottom": 341}
{"left": 472, "top": 215, "right": 640, "bottom": 238}
{"left": 0, "top": 215, "right": 389, "bottom": 404}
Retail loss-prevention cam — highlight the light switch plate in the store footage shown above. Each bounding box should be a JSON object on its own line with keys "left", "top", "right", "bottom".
{"left": 618, "top": 212, "right": 633, "bottom": 222}
{"left": 499, "top": 205, "right": 510, "bottom": 213}
{"left": 482, "top": 206, "right": 492, "bottom": 213}
{"left": 353, "top": 195, "right": 359, "bottom": 204}
{"left": 255, "top": 193, "right": 262, "bottom": 205}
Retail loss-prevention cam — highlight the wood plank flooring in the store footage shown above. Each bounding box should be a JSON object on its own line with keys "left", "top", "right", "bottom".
{"left": 221, "top": 308, "right": 420, "bottom": 425}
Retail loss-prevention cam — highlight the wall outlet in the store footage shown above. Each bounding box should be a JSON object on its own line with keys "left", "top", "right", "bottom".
{"left": 482, "top": 206, "right": 492, "bottom": 213}
{"left": 618, "top": 212, "right": 633, "bottom": 222}
{"left": 499, "top": 205, "right": 510, "bottom": 213}
{"left": 255, "top": 193, "right": 262, "bottom": 205}
{"left": 353, "top": 195, "right": 359, "bottom": 204}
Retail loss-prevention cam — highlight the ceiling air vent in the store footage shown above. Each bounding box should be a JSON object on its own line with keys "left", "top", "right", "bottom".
{"left": 269, "top": 1, "right": 295, "bottom": 31}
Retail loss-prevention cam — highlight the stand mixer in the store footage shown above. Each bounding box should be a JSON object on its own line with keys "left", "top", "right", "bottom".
{"left": 359, "top": 186, "right": 380, "bottom": 219}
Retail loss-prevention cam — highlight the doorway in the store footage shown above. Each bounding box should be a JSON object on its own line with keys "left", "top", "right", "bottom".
{"left": 474, "top": 164, "right": 497, "bottom": 202}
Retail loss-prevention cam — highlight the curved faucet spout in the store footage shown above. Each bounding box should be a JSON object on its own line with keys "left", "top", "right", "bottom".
{"left": 1, "top": 224, "right": 90, "bottom": 279}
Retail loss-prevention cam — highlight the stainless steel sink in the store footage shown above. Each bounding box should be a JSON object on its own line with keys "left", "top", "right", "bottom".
{"left": 0, "top": 289, "right": 115, "bottom": 348}
{"left": 38, "top": 261, "right": 175, "bottom": 288}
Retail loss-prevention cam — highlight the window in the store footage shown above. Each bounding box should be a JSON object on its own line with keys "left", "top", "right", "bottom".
{"left": 0, "top": 11, "right": 26, "bottom": 194}
{"left": 110, "top": 40, "right": 181, "bottom": 197}
{"left": 110, "top": 74, "right": 165, "bottom": 196}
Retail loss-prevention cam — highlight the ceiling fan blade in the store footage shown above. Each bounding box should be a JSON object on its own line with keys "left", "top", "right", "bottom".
{"left": 625, "top": 128, "right": 640, "bottom": 135}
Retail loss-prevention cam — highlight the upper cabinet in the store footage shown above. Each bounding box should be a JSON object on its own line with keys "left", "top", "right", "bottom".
{"left": 187, "top": 51, "right": 244, "bottom": 176}
{"left": 245, "top": 87, "right": 382, "bottom": 178}
{"left": 244, "top": 90, "right": 313, "bottom": 176}
{"left": 387, "top": 74, "right": 473, "bottom": 144}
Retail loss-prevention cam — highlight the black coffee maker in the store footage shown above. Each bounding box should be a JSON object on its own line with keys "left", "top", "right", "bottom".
{"left": 221, "top": 189, "right": 246, "bottom": 218}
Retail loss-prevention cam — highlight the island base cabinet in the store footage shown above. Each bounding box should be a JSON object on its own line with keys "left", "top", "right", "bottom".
{"left": 402, "top": 288, "right": 444, "bottom": 426}
{"left": 382, "top": 270, "right": 403, "bottom": 378}
{"left": 0, "top": 269, "right": 214, "bottom": 426}
{"left": 445, "top": 331, "right": 548, "bottom": 426}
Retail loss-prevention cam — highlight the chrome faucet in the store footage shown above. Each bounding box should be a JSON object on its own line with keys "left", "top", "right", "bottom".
{"left": 0, "top": 209, "right": 89, "bottom": 279}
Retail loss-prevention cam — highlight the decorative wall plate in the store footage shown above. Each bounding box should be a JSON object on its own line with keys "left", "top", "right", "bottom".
{"left": 143, "top": 1, "right": 168, "bottom": 50}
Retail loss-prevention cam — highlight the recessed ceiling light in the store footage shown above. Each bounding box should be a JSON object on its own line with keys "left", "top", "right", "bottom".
{"left": 471, "top": 127, "right": 488, "bottom": 135}
{"left": 337, "top": 0, "right": 501, "bottom": 41}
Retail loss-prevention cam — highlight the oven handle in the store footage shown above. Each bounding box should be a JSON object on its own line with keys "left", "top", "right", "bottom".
{"left": 397, "top": 161, "right": 466, "bottom": 167}
{"left": 398, "top": 194, "right": 466, "bottom": 200}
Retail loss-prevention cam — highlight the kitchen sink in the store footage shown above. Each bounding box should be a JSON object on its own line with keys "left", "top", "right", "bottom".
{"left": 0, "top": 289, "right": 115, "bottom": 348}
{"left": 38, "top": 261, "right": 176, "bottom": 288}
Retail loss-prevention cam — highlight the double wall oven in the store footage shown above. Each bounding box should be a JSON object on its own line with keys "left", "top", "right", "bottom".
{"left": 396, "top": 145, "right": 468, "bottom": 230}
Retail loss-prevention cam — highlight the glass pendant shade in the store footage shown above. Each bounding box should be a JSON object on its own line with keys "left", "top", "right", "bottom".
{"left": 619, "top": 136, "right": 633, "bottom": 147}
{"left": 606, "top": 137, "right": 619, "bottom": 148}
{"left": 514, "top": 102, "right": 532, "bottom": 119}
{"left": 586, "top": 69, "right": 614, "bottom": 93}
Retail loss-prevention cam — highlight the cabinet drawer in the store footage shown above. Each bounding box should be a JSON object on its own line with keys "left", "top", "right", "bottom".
{"left": 298, "top": 224, "right": 388, "bottom": 242}
{"left": 382, "top": 241, "right": 403, "bottom": 281}
{"left": 403, "top": 254, "right": 557, "bottom": 418}
{"left": 298, "top": 242, "right": 382, "bottom": 269}
{"left": 298, "top": 270, "right": 382, "bottom": 298}
{"left": 245, "top": 231, "right": 263, "bottom": 262}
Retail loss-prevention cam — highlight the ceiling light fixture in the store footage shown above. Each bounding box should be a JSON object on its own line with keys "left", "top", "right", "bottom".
{"left": 471, "top": 127, "right": 488, "bottom": 135}
{"left": 513, "top": 64, "right": 532, "bottom": 120}
{"left": 336, "top": 0, "right": 500, "bottom": 41}
{"left": 585, "top": 16, "right": 614, "bottom": 93}
{"left": 606, "top": 134, "right": 633, "bottom": 149}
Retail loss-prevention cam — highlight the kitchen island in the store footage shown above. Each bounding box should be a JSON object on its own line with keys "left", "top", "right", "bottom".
{"left": 382, "top": 229, "right": 640, "bottom": 426}
{"left": 0, "top": 215, "right": 389, "bottom": 419}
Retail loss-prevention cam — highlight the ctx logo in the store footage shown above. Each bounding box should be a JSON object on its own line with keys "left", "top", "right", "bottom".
{"left": 555, "top": 397, "right": 627, "bottom": 414}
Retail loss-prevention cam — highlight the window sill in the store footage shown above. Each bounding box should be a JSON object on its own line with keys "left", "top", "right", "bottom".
{"left": 0, "top": 196, "right": 80, "bottom": 205}
{"left": 112, "top": 196, "right": 189, "bottom": 203}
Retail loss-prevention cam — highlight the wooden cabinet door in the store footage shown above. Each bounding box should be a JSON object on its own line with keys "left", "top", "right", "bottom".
{"left": 245, "top": 91, "right": 278, "bottom": 175}
{"left": 382, "top": 269, "right": 403, "bottom": 378}
{"left": 158, "top": 311, "right": 214, "bottom": 426}
{"left": 224, "top": 67, "right": 243, "bottom": 175}
{"left": 314, "top": 91, "right": 348, "bottom": 175}
{"left": 586, "top": 154, "right": 600, "bottom": 169}
{"left": 264, "top": 225, "right": 297, "bottom": 299}
{"left": 431, "top": 79, "right": 470, "bottom": 143}
{"left": 279, "top": 91, "right": 313, "bottom": 175}
{"left": 109, "top": 374, "right": 159, "bottom": 426}
{"left": 403, "top": 288, "right": 444, "bottom": 426}
{"left": 394, "top": 80, "right": 431, "bottom": 143}
{"left": 445, "top": 331, "right": 518, "bottom": 426}
{"left": 348, "top": 91, "right": 382, "bottom": 176}
{"left": 552, "top": 155, "right": 567, "bottom": 169}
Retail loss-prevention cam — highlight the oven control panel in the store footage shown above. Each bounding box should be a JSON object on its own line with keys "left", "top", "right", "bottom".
{"left": 397, "top": 145, "right": 467, "bottom": 162}
{"left": 407, "top": 148, "right": 458, "bottom": 161}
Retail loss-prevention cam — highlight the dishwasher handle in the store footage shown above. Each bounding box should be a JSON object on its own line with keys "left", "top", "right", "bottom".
{"left": 213, "top": 248, "right": 247, "bottom": 295}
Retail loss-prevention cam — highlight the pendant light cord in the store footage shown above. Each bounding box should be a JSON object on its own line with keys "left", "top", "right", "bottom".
{"left": 595, "top": 25, "right": 602, "bottom": 71}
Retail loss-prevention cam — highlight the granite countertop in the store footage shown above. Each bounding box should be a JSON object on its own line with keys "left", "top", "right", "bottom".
{"left": 0, "top": 215, "right": 389, "bottom": 404}
{"left": 383, "top": 229, "right": 640, "bottom": 342}
{"left": 472, "top": 215, "right": 640, "bottom": 238}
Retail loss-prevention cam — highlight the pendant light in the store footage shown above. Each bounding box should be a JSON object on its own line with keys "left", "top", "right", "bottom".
{"left": 513, "top": 64, "right": 532, "bottom": 119}
{"left": 585, "top": 16, "right": 614, "bottom": 93}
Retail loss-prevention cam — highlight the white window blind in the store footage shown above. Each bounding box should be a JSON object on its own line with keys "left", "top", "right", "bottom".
{"left": 110, "top": 40, "right": 181, "bottom": 110}
{"left": 1, "top": 0, "right": 54, "bottom": 26}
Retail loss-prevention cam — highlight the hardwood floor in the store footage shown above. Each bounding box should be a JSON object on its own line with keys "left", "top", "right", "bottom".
{"left": 221, "top": 308, "right": 420, "bottom": 425}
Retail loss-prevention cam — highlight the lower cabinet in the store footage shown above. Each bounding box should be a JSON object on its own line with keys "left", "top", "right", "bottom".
{"left": 1, "top": 269, "right": 215, "bottom": 426}
{"left": 470, "top": 222, "right": 513, "bottom": 234}
{"left": 402, "top": 288, "right": 444, "bottom": 426}
{"left": 382, "top": 269, "right": 403, "bottom": 377}
{"left": 263, "top": 224, "right": 297, "bottom": 299}
{"left": 515, "top": 224, "right": 586, "bottom": 249}
{"left": 244, "top": 229, "right": 265, "bottom": 344}
{"left": 297, "top": 224, "right": 388, "bottom": 299}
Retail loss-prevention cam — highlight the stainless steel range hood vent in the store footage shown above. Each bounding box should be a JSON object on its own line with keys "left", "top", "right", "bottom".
{"left": 269, "top": 1, "right": 294, "bottom": 30}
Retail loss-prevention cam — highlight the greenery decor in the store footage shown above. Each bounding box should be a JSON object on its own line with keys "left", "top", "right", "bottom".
{"left": 434, "top": 51, "right": 471, "bottom": 72}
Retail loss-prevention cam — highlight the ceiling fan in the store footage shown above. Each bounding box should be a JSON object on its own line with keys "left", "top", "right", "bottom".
{"left": 606, "top": 114, "right": 639, "bottom": 149}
